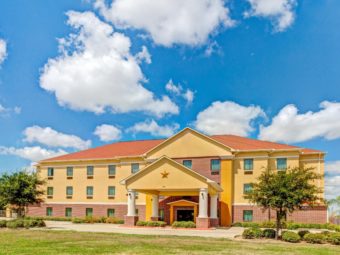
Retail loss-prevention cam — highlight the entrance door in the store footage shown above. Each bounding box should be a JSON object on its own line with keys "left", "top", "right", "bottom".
{"left": 177, "top": 209, "right": 194, "bottom": 221}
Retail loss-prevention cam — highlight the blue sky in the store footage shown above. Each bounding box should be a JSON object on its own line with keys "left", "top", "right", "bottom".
{"left": 0, "top": 0, "right": 340, "bottom": 198}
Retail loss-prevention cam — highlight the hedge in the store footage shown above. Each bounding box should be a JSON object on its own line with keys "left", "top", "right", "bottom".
{"left": 172, "top": 221, "right": 196, "bottom": 228}
{"left": 304, "top": 233, "right": 326, "bottom": 244}
{"left": 1, "top": 219, "right": 45, "bottom": 229}
{"left": 136, "top": 221, "right": 166, "bottom": 227}
{"left": 282, "top": 231, "right": 301, "bottom": 243}
{"left": 263, "top": 228, "right": 276, "bottom": 239}
{"left": 327, "top": 233, "right": 340, "bottom": 245}
{"left": 242, "top": 228, "right": 264, "bottom": 239}
{"left": 71, "top": 217, "right": 124, "bottom": 224}
{"left": 297, "top": 230, "right": 310, "bottom": 239}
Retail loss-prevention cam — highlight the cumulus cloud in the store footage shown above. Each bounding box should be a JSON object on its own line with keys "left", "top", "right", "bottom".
{"left": 259, "top": 101, "right": 340, "bottom": 143}
{"left": 0, "top": 146, "right": 67, "bottom": 162}
{"left": 94, "top": 124, "right": 122, "bottom": 142}
{"left": 325, "top": 175, "right": 340, "bottom": 200}
{"left": 95, "top": 0, "right": 234, "bottom": 47}
{"left": 0, "top": 39, "right": 7, "bottom": 65}
{"left": 325, "top": 161, "right": 340, "bottom": 176}
{"left": 0, "top": 104, "right": 21, "bottom": 117}
{"left": 244, "top": 0, "right": 297, "bottom": 32}
{"left": 128, "top": 119, "right": 179, "bottom": 137}
{"left": 23, "top": 125, "right": 91, "bottom": 150}
{"left": 194, "top": 101, "right": 265, "bottom": 136}
{"left": 165, "top": 80, "right": 194, "bottom": 104}
{"left": 40, "top": 11, "right": 178, "bottom": 117}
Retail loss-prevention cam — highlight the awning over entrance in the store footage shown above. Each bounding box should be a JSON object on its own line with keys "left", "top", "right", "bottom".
{"left": 120, "top": 156, "right": 223, "bottom": 196}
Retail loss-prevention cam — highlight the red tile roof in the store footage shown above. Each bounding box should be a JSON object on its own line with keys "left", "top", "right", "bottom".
{"left": 41, "top": 134, "right": 323, "bottom": 162}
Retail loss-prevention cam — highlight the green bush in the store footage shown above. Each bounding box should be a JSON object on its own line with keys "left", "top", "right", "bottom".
{"left": 261, "top": 221, "right": 276, "bottom": 228}
{"left": 6, "top": 219, "right": 24, "bottom": 229}
{"left": 25, "top": 216, "right": 72, "bottom": 222}
{"left": 297, "top": 230, "right": 310, "bottom": 239}
{"left": 147, "top": 221, "right": 166, "bottom": 227}
{"left": 304, "top": 233, "right": 325, "bottom": 244}
{"left": 282, "top": 231, "right": 301, "bottom": 243}
{"left": 72, "top": 218, "right": 86, "bottom": 224}
{"left": 327, "top": 233, "right": 340, "bottom": 245}
{"left": 105, "top": 217, "right": 124, "bottom": 224}
{"left": 136, "top": 221, "right": 147, "bottom": 226}
{"left": 263, "top": 228, "right": 276, "bottom": 239}
{"left": 242, "top": 228, "right": 263, "bottom": 239}
{"left": 0, "top": 220, "right": 7, "bottom": 228}
{"left": 172, "top": 221, "right": 196, "bottom": 228}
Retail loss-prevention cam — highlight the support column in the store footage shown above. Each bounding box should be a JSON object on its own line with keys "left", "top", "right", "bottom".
{"left": 124, "top": 189, "right": 138, "bottom": 226}
{"left": 210, "top": 194, "right": 219, "bottom": 227}
{"left": 151, "top": 194, "right": 159, "bottom": 221}
{"left": 196, "top": 188, "right": 210, "bottom": 228}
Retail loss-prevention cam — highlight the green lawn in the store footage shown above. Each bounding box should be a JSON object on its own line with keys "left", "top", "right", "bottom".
{"left": 0, "top": 229, "right": 340, "bottom": 255}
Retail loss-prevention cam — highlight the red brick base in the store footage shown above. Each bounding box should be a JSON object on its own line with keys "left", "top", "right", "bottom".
{"left": 210, "top": 218, "right": 219, "bottom": 227}
{"left": 150, "top": 216, "right": 159, "bottom": 221}
{"left": 233, "top": 205, "right": 327, "bottom": 224}
{"left": 27, "top": 203, "right": 146, "bottom": 221}
{"left": 124, "top": 215, "right": 139, "bottom": 226}
{"left": 196, "top": 217, "right": 210, "bottom": 228}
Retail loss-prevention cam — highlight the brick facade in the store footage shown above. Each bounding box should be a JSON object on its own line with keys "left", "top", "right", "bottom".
{"left": 233, "top": 205, "right": 327, "bottom": 224}
{"left": 27, "top": 203, "right": 146, "bottom": 220}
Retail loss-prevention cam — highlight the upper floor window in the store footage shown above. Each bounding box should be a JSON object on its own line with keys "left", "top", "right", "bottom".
{"left": 108, "top": 165, "right": 116, "bottom": 176}
{"left": 244, "top": 159, "right": 253, "bottom": 171}
{"left": 183, "top": 160, "right": 192, "bottom": 169}
{"left": 66, "top": 167, "right": 73, "bottom": 178}
{"left": 243, "top": 183, "right": 253, "bottom": 194}
{"left": 87, "top": 166, "right": 94, "bottom": 177}
{"left": 47, "top": 187, "right": 53, "bottom": 197}
{"left": 108, "top": 186, "right": 116, "bottom": 197}
{"left": 131, "top": 163, "right": 139, "bottom": 174}
{"left": 47, "top": 167, "right": 54, "bottom": 177}
{"left": 210, "top": 159, "right": 221, "bottom": 174}
{"left": 277, "top": 158, "right": 287, "bottom": 171}
{"left": 86, "top": 186, "right": 93, "bottom": 197}
{"left": 66, "top": 186, "right": 73, "bottom": 197}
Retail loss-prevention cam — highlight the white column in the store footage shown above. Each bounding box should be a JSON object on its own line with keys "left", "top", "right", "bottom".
{"left": 210, "top": 194, "right": 218, "bottom": 219}
{"left": 127, "top": 189, "right": 136, "bottom": 216}
{"left": 198, "top": 188, "right": 208, "bottom": 218}
{"left": 151, "top": 194, "right": 159, "bottom": 218}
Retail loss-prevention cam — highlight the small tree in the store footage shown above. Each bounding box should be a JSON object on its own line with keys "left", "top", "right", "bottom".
{"left": 0, "top": 171, "right": 45, "bottom": 217}
{"left": 244, "top": 167, "right": 322, "bottom": 239}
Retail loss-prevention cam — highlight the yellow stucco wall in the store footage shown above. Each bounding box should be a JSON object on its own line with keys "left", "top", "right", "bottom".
{"left": 220, "top": 159, "right": 233, "bottom": 226}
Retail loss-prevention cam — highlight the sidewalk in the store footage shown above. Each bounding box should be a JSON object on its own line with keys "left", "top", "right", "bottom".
{"left": 44, "top": 221, "right": 244, "bottom": 239}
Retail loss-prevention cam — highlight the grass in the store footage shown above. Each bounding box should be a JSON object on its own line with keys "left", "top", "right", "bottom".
{"left": 0, "top": 229, "right": 340, "bottom": 254}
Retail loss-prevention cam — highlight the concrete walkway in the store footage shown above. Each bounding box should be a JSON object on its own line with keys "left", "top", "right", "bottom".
{"left": 44, "top": 221, "right": 244, "bottom": 239}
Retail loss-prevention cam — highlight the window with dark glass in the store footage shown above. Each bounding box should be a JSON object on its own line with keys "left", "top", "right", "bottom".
{"left": 183, "top": 160, "right": 192, "bottom": 169}
{"left": 47, "top": 187, "right": 53, "bottom": 197}
{"left": 108, "top": 165, "right": 116, "bottom": 176}
{"left": 107, "top": 208, "right": 115, "bottom": 217}
{"left": 47, "top": 167, "right": 54, "bottom": 177}
{"left": 243, "top": 183, "right": 253, "bottom": 194}
{"left": 87, "top": 166, "right": 94, "bottom": 176}
{"left": 65, "top": 208, "right": 72, "bottom": 217}
{"left": 86, "top": 208, "right": 93, "bottom": 217}
{"left": 277, "top": 158, "right": 287, "bottom": 170}
{"left": 211, "top": 159, "right": 221, "bottom": 173}
{"left": 46, "top": 207, "right": 53, "bottom": 216}
{"left": 66, "top": 167, "right": 73, "bottom": 177}
{"left": 244, "top": 159, "right": 254, "bottom": 171}
{"left": 243, "top": 210, "right": 253, "bottom": 222}
{"left": 108, "top": 186, "right": 115, "bottom": 197}
{"left": 131, "top": 163, "right": 140, "bottom": 174}
{"left": 86, "top": 186, "right": 93, "bottom": 197}
{"left": 66, "top": 186, "right": 73, "bottom": 196}
{"left": 159, "top": 209, "right": 165, "bottom": 221}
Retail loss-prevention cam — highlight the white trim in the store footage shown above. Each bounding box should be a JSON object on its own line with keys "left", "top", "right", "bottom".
{"left": 300, "top": 159, "right": 325, "bottom": 162}
{"left": 43, "top": 202, "right": 146, "bottom": 205}
{"left": 41, "top": 161, "right": 146, "bottom": 169}
{"left": 269, "top": 156, "right": 299, "bottom": 159}
{"left": 235, "top": 156, "right": 268, "bottom": 159}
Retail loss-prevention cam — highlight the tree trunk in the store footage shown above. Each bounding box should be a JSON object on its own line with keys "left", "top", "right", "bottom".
{"left": 275, "top": 210, "right": 280, "bottom": 240}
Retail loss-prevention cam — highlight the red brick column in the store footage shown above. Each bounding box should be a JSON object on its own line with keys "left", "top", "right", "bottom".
{"left": 124, "top": 216, "right": 138, "bottom": 226}
{"left": 196, "top": 217, "right": 210, "bottom": 229}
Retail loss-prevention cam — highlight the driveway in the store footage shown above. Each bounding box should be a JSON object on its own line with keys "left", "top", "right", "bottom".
{"left": 44, "top": 221, "right": 244, "bottom": 239}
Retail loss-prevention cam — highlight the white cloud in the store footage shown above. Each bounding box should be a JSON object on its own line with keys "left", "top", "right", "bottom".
{"left": 259, "top": 101, "right": 340, "bottom": 143}
{"left": 0, "top": 104, "right": 21, "bottom": 117}
{"left": 40, "top": 11, "right": 178, "bottom": 118}
{"left": 94, "top": 124, "right": 122, "bottom": 142}
{"left": 128, "top": 119, "right": 179, "bottom": 137}
{"left": 325, "top": 175, "right": 340, "bottom": 200}
{"left": 0, "top": 39, "right": 7, "bottom": 65}
{"left": 0, "top": 146, "right": 67, "bottom": 162}
{"left": 244, "top": 0, "right": 296, "bottom": 32}
{"left": 326, "top": 161, "right": 340, "bottom": 176}
{"left": 135, "top": 46, "right": 151, "bottom": 64}
{"left": 165, "top": 80, "right": 194, "bottom": 104}
{"left": 194, "top": 101, "right": 265, "bottom": 136}
{"left": 23, "top": 125, "right": 91, "bottom": 150}
{"left": 95, "top": 0, "right": 234, "bottom": 47}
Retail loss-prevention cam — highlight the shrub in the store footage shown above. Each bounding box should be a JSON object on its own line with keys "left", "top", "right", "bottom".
{"left": 72, "top": 218, "right": 85, "bottom": 224}
{"left": 263, "top": 228, "right": 276, "bottom": 239}
{"left": 304, "top": 233, "right": 325, "bottom": 244}
{"left": 327, "top": 233, "right": 340, "bottom": 245}
{"left": 147, "top": 221, "right": 166, "bottom": 227}
{"left": 241, "top": 222, "right": 260, "bottom": 228}
{"left": 242, "top": 228, "right": 263, "bottom": 239}
{"left": 105, "top": 217, "right": 124, "bottom": 224}
{"left": 297, "top": 230, "right": 310, "bottom": 239}
{"left": 232, "top": 222, "right": 242, "bottom": 227}
{"left": 172, "top": 221, "right": 196, "bottom": 228}
{"left": 136, "top": 221, "right": 147, "bottom": 226}
{"left": 6, "top": 220, "right": 24, "bottom": 229}
{"left": 282, "top": 231, "right": 301, "bottom": 243}
{"left": 0, "top": 220, "right": 7, "bottom": 228}
{"left": 26, "top": 216, "right": 72, "bottom": 222}
{"left": 261, "top": 221, "right": 276, "bottom": 228}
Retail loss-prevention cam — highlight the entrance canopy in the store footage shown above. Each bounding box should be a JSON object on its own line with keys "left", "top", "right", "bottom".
{"left": 120, "top": 156, "right": 223, "bottom": 196}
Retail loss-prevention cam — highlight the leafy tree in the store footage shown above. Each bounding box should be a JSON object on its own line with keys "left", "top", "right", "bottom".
{"left": 0, "top": 171, "right": 45, "bottom": 217}
{"left": 244, "top": 167, "right": 322, "bottom": 239}
{"left": 328, "top": 196, "right": 340, "bottom": 214}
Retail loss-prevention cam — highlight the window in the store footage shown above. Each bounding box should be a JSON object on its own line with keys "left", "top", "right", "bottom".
{"left": 47, "top": 167, "right": 54, "bottom": 177}
{"left": 65, "top": 208, "right": 72, "bottom": 217}
{"left": 243, "top": 183, "right": 253, "bottom": 194}
{"left": 243, "top": 210, "right": 253, "bottom": 222}
{"left": 131, "top": 163, "right": 139, "bottom": 174}
{"left": 159, "top": 209, "right": 164, "bottom": 221}
{"left": 107, "top": 209, "right": 115, "bottom": 217}
{"left": 87, "top": 166, "right": 94, "bottom": 177}
{"left": 66, "top": 167, "right": 73, "bottom": 177}
{"left": 47, "top": 187, "right": 53, "bottom": 197}
{"left": 108, "top": 186, "right": 115, "bottom": 197}
{"left": 183, "top": 160, "right": 192, "bottom": 169}
{"left": 135, "top": 208, "right": 139, "bottom": 215}
{"left": 108, "top": 165, "right": 116, "bottom": 176}
{"left": 86, "top": 186, "right": 93, "bottom": 197}
{"left": 211, "top": 159, "right": 221, "bottom": 174}
{"left": 277, "top": 158, "right": 287, "bottom": 171}
{"left": 244, "top": 159, "right": 253, "bottom": 171}
{"left": 66, "top": 186, "right": 73, "bottom": 197}
{"left": 86, "top": 208, "right": 93, "bottom": 217}
{"left": 46, "top": 207, "right": 53, "bottom": 216}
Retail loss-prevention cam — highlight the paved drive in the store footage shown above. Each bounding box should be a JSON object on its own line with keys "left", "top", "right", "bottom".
{"left": 44, "top": 221, "right": 244, "bottom": 239}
